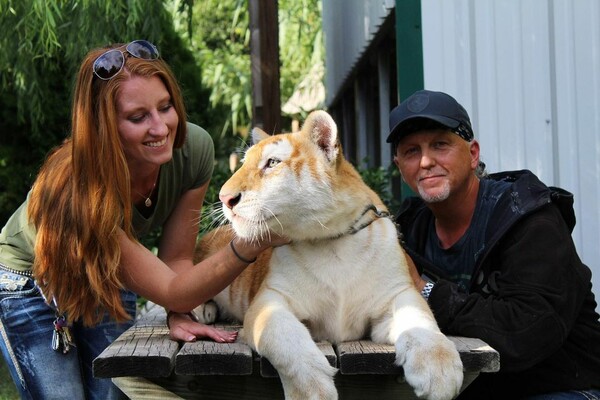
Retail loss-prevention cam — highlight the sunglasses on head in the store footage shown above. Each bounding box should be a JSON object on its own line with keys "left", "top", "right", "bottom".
{"left": 92, "top": 40, "right": 159, "bottom": 80}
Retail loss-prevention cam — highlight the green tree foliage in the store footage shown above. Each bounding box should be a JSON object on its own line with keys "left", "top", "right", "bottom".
{"left": 175, "top": 0, "right": 324, "bottom": 140}
{"left": 278, "top": 0, "right": 324, "bottom": 116}
{"left": 357, "top": 161, "right": 402, "bottom": 215}
{"left": 188, "top": 0, "right": 252, "bottom": 139}
{"left": 0, "top": 0, "right": 209, "bottom": 226}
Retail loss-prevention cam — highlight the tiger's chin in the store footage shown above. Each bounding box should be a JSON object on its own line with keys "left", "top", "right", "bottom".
{"left": 228, "top": 218, "right": 280, "bottom": 243}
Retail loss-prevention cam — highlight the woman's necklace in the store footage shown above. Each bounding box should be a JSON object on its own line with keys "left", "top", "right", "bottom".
{"left": 134, "top": 179, "right": 157, "bottom": 208}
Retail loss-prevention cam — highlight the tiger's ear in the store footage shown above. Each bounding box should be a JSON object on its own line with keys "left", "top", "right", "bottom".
{"left": 251, "top": 127, "right": 271, "bottom": 145}
{"left": 302, "top": 110, "right": 339, "bottom": 162}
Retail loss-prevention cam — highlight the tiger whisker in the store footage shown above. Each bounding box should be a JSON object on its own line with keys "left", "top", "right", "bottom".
{"left": 263, "top": 207, "right": 285, "bottom": 235}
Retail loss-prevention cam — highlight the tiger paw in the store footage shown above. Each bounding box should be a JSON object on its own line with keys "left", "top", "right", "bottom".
{"left": 395, "top": 327, "right": 463, "bottom": 400}
{"left": 193, "top": 300, "right": 219, "bottom": 324}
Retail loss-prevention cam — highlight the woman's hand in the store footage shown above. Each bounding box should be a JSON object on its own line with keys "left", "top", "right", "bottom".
{"left": 230, "top": 232, "right": 291, "bottom": 263}
{"left": 167, "top": 312, "right": 238, "bottom": 343}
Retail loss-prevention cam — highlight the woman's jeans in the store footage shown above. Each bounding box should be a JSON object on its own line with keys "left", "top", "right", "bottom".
{"left": 0, "top": 269, "right": 136, "bottom": 400}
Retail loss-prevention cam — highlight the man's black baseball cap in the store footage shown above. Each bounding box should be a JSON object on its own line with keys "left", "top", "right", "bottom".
{"left": 386, "top": 90, "right": 474, "bottom": 143}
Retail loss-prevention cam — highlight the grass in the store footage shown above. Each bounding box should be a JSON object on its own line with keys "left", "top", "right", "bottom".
{"left": 0, "top": 359, "right": 19, "bottom": 400}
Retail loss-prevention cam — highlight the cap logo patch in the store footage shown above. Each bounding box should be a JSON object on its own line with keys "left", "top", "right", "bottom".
{"left": 407, "top": 93, "right": 429, "bottom": 113}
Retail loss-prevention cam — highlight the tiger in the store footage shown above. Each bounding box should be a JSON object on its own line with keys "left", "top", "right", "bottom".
{"left": 193, "top": 110, "right": 463, "bottom": 400}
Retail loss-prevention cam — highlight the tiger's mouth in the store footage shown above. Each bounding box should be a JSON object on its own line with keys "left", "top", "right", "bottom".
{"left": 228, "top": 213, "right": 277, "bottom": 228}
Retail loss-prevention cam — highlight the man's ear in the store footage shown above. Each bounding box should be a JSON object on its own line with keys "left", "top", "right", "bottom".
{"left": 392, "top": 156, "right": 407, "bottom": 183}
{"left": 469, "top": 140, "right": 480, "bottom": 170}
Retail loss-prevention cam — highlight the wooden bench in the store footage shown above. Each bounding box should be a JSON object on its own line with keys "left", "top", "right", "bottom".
{"left": 93, "top": 305, "right": 500, "bottom": 399}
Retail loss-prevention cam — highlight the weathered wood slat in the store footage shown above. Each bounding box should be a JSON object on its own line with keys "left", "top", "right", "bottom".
{"left": 448, "top": 336, "right": 500, "bottom": 372}
{"left": 93, "top": 325, "right": 179, "bottom": 378}
{"left": 337, "top": 337, "right": 500, "bottom": 375}
{"left": 175, "top": 340, "right": 253, "bottom": 376}
{"left": 175, "top": 323, "right": 253, "bottom": 376}
{"left": 337, "top": 340, "right": 402, "bottom": 375}
{"left": 94, "top": 306, "right": 179, "bottom": 378}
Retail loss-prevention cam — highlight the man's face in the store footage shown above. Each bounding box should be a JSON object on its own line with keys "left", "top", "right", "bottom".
{"left": 393, "top": 129, "right": 479, "bottom": 203}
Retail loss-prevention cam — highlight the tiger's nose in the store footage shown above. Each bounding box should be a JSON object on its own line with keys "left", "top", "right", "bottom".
{"left": 219, "top": 192, "right": 241, "bottom": 209}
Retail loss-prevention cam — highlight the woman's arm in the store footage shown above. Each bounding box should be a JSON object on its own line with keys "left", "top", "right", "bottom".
{"left": 157, "top": 181, "right": 208, "bottom": 274}
{"left": 150, "top": 180, "right": 231, "bottom": 341}
{"left": 119, "top": 225, "right": 278, "bottom": 310}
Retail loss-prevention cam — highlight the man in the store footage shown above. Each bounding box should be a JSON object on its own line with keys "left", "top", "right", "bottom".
{"left": 388, "top": 89, "right": 600, "bottom": 399}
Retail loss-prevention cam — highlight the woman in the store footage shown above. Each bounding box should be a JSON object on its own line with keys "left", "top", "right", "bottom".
{"left": 0, "top": 40, "right": 286, "bottom": 400}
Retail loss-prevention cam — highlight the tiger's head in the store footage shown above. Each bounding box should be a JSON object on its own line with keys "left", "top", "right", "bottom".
{"left": 219, "top": 110, "right": 385, "bottom": 243}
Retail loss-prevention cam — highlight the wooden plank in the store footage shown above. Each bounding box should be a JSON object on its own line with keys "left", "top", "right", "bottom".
{"left": 175, "top": 340, "right": 253, "bottom": 376}
{"left": 93, "top": 305, "right": 179, "bottom": 378}
{"left": 259, "top": 342, "right": 338, "bottom": 378}
{"left": 337, "top": 337, "right": 500, "bottom": 375}
{"left": 448, "top": 336, "right": 500, "bottom": 372}
{"left": 93, "top": 324, "right": 178, "bottom": 378}
{"left": 337, "top": 340, "right": 402, "bottom": 375}
{"left": 175, "top": 323, "right": 252, "bottom": 376}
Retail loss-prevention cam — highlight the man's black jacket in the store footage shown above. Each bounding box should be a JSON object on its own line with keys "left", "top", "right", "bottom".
{"left": 397, "top": 170, "right": 600, "bottom": 398}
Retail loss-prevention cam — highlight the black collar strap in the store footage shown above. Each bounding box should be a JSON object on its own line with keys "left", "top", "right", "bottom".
{"left": 346, "top": 204, "right": 391, "bottom": 235}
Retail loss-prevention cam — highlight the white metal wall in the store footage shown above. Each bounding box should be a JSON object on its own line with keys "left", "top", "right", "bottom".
{"left": 421, "top": 0, "right": 600, "bottom": 306}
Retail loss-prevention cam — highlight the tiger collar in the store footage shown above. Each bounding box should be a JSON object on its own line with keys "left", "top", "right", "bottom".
{"left": 326, "top": 204, "right": 391, "bottom": 240}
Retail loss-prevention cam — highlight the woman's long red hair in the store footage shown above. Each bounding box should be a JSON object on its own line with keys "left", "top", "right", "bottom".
{"left": 28, "top": 44, "right": 187, "bottom": 326}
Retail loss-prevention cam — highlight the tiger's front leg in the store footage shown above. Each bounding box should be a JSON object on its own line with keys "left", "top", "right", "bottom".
{"left": 371, "top": 287, "right": 464, "bottom": 400}
{"left": 242, "top": 290, "right": 338, "bottom": 400}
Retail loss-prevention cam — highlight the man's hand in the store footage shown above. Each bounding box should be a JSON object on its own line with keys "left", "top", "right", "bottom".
{"left": 167, "top": 312, "right": 238, "bottom": 343}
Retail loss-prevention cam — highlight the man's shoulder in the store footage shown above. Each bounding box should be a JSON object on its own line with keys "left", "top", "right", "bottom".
{"left": 486, "top": 169, "right": 576, "bottom": 232}
{"left": 486, "top": 169, "right": 541, "bottom": 185}
{"left": 486, "top": 169, "right": 551, "bottom": 205}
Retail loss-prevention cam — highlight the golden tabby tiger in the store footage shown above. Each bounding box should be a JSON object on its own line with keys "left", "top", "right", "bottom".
{"left": 194, "top": 110, "right": 463, "bottom": 400}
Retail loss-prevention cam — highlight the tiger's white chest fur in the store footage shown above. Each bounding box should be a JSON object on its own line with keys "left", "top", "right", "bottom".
{"left": 196, "top": 110, "right": 463, "bottom": 400}
{"left": 253, "top": 219, "right": 407, "bottom": 342}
